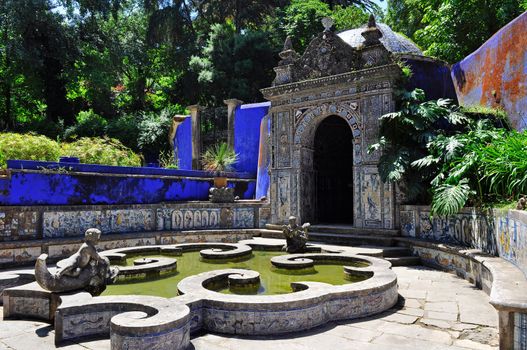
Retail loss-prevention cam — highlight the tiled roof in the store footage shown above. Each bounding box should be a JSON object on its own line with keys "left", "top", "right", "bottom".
{"left": 337, "top": 23, "right": 423, "bottom": 55}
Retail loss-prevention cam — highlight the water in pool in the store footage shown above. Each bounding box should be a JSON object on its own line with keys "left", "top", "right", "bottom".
{"left": 103, "top": 251, "right": 368, "bottom": 298}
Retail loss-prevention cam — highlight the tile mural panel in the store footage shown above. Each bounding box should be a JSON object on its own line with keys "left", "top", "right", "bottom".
{"left": 43, "top": 209, "right": 155, "bottom": 238}
{"left": 401, "top": 206, "right": 527, "bottom": 276}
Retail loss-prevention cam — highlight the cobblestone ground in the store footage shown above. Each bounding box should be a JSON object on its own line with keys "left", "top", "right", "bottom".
{"left": 0, "top": 266, "right": 499, "bottom": 350}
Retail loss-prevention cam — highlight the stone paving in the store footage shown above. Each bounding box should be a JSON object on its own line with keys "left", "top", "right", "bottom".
{"left": 0, "top": 266, "right": 499, "bottom": 350}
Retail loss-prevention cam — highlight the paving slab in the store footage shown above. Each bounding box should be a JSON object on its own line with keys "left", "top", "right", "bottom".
{"left": 0, "top": 266, "right": 500, "bottom": 350}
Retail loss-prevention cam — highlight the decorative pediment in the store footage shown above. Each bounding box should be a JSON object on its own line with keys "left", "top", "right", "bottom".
{"left": 294, "top": 29, "right": 362, "bottom": 82}
{"left": 272, "top": 17, "right": 397, "bottom": 86}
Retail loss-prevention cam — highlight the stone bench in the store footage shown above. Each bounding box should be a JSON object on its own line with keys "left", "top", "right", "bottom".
{"left": 397, "top": 237, "right": 527, "bottom": 349}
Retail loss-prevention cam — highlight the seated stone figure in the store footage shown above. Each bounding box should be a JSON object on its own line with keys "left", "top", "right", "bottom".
{"left": 35, "top": 228, "right": 118, "bottom": 295}
{"left": 282, "top": 216, "right": 310, "bottom": 253}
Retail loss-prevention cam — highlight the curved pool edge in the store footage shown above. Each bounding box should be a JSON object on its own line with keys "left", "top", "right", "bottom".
{"left": 0, "top": 241, "right": 397, "bottom": 349}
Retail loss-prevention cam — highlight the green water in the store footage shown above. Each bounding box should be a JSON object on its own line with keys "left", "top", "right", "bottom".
{"left": 102, "top": 251, "right": 368, "bottom": 298}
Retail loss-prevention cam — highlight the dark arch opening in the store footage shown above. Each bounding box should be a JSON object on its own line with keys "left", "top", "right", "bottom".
{"left": 314, "top": 115, "right": 354, "bottom": 224}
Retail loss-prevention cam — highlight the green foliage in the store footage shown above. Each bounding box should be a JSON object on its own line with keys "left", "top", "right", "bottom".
{"left": 0, "top": 132, "right": 61, "bottom": 168}
{"left": 106, "top": 114, "right": 142, "bottom": 151}
{"left": 413, "top": 120, "right": 504, "bottom": 215}
{"left": 332, "top": 5, "right": 370, "bottom": 31}
{"left": 475, "top": 131, "right": 527, "bottom": 198}
{"left": 64, "top": 110, "right": 108, "bottom": 140}
{"left": 282, "top": 0, "right": 332, "bottom": 52}
{"left": 60, "top": 137, "right": 141, "bottom": 167}
{"left": 190, "top": 24, "right": 278, "bottom": 105}
{"left": 159, "top": 149, "right": 179, "bottom": 169}
{"left": 202, "top": 142, "right": 238, "bottom": 174}
{"left": 386, "top": 0, "right": 525, "bottom": 63}
{"left": 369, "top": 89, "right": 470, "bottom": 202}
{"left": 137, "top": 107, "right": 181, "bottom": 160}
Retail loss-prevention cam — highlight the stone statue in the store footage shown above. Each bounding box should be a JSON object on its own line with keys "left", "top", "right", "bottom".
{"left": 282, "top": 216, "right": 310, "bottom": 253}
{"left": 35, "top": 228, "right": 118, "bottom": 295}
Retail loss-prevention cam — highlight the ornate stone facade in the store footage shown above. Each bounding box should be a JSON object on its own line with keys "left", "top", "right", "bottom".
{"left": 262, "top": 18, "right": 400, "bottom": 228}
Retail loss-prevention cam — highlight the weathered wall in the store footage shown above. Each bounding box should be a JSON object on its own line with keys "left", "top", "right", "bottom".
{"left": 451, "top": 11, "right": 527, "bottom": 130}
{"left": 233, "top": 102, "right": 270, "bottom": 175}
{"left": 1, "top": 160, "right": 255, "bottom": 206}
{"left": 400, "top": 205, "right": 527, "bottom": 277}
{"left": 174, "top": 116, "right": 192, "bottom": 170}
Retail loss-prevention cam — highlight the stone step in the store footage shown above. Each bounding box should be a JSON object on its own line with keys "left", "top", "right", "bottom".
{"left": 385, "top": 256, "right": 422, "bottom": 266}
{"left": 377, "top": 246, "right": 413, "bottom": 258}
{"left": 307, "top": 232, "right": 395, "bottom": 247}
{"left": 264, "top": 224, "right": 399, "bottom": 237}
{"left": 310, "top": 225, "right": 400, "bottom": 237}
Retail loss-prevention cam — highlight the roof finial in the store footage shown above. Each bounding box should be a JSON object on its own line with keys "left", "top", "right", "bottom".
{"left": 368, "top": 14, "right": 376, "bottom": 28}
{"left": 321, "top": 17, "right": 334, "bottom": 32}
{"left": 282, "top": 36, "right": 293, "bottom": 52}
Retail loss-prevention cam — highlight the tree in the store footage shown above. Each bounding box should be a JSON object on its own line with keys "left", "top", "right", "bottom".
{"left": 191, "top": 0, "right": 288, "bottom": 33}
{"left": 190, "top": 23, "right": 278, "bottom": 106}
{"left": 386, "top": 0, "right": 527, "bottom": 63}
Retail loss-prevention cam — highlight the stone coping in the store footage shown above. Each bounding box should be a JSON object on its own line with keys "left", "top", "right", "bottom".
{"left": 7, "top": 159, "right": 254, "bottom": 179}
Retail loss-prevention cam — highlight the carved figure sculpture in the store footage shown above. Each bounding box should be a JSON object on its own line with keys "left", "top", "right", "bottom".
{"left": 282, "top": 216, "right": 310, "bottom": 253}
{"left": 35, "top": 228, "right": 118, "bottom": 295}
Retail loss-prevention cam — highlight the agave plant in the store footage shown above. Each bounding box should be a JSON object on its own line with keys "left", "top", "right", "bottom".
{"left": 202, "top": 142, "right": 238, "bottom": 175}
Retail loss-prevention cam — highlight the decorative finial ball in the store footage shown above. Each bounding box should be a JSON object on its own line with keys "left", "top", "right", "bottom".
{"left": 321, "top": 17, "right": 334, "bottom": 32}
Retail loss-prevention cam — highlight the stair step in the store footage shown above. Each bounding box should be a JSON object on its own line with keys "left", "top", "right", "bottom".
{"left": 386, "top": 256, "right": 422, "bottom": 267}
{"left": 379, "top": 247, "right": 413, "bottom": 258}
{"left": 264, "top": 224, "right": 399, "bottom": 237}
{"left": 307, "top": 232, "right": 394, "bottom": 247}
{"left": 310, "top": 225, "right": 399, "bottom": 237}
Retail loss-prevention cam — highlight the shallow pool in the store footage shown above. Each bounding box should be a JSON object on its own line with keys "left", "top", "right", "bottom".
{"left": 103, "top": 251, "right": 368, "bottom": 298}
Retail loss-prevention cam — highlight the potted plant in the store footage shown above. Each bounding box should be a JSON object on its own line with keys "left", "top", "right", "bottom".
{"left": 202, "top": 142, "right": 238, "bottom": 188}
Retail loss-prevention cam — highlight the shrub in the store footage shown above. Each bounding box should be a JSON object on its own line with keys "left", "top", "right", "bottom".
{"left": 61, "top": 137, "right": 141, "bottom": 167}
{"left": 106, "top": 113, "right": 141, "bottom": 151}
{"left": 0, "top": 133, "right": 61, "bottom": 168}
{"left": 63, "top": 109, "right": 108, "bottom": 140}
{"left": 137, "top": 108, "right": 174, "bottom": 162}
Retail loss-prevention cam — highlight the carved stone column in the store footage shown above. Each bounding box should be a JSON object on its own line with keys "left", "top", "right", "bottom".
{"left": 187, "top": 105, "right": 202, "bottom": 170}
{"left": 224, "top": 99, "right": 243, "bottom": 149}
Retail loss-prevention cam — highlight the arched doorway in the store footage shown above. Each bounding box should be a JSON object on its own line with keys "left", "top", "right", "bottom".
{"left": 314, "top": 115, "right": 354, "bottom": 223}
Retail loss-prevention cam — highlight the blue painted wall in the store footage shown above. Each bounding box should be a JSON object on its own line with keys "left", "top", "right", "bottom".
{"left": 405, "top": 58, "right": 458, "bottom": 101}
{"left": 233, "top": 102, "right": 270, "bottom": 175}
{"left": 1, "top": 160, "right": 255, "bottom": 206}
{"left": 174, "top": 116, "right": 192, "bottom": 170}
{"left": 255, "top": 114, "right": 271, "bottom": 199}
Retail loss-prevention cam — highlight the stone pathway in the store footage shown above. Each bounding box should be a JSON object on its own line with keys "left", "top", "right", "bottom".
{"left": 0, "top": 266, "right": 499, "bottom": 350}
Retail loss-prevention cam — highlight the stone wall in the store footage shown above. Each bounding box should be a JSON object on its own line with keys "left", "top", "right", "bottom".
{"left": 400, "top": 205, "right": 527, "bottom": 277}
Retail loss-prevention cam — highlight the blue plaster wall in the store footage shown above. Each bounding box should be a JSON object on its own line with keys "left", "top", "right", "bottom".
{"left": 0, "top": 160, "right": 255, "bottom": 206}
{"left": 174, "top": 116, "right": 192, "bottom": 170}
{"left": 255, "top": 114, "right": 271, "bottom": 200}
{"left": 405, "top": 58, "right": 458, "bottom": 101}
{"left": 233, "top": 102, "right": 270, "bottom": 175}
